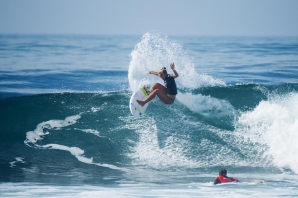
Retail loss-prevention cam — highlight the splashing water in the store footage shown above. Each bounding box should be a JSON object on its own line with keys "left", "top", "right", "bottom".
{"left": 128, "top": 32, "right": 225, "bottom": 92}
{"left": 236, "top": 92, "right": 298, "bottom": 173}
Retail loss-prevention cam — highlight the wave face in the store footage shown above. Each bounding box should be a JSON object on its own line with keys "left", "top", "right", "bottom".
{"left": 1, "top": 33, "right": 298, "bottom": 186}
{"left": 1, "top": 84, "right": 298, "bottom": 183}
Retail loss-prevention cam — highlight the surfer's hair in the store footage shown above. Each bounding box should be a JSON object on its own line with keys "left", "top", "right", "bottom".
{"left": 219, "top": 168, "right": 227, "bottom": 176}
{"left": 159, "top": 67, "right": 167, "bottom": 74}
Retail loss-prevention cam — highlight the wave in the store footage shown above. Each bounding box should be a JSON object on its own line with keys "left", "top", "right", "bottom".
{"left": 1, "top": 33, "right": 298, "bottom": 183}
{"left": 126, "top": 32, "right": 298, "bottom": 173}
{"left": 235, "top": 91, "right": 298, "bottom": 173}
{"left": 1, "top": 83, "right": 297, "bottom": 176}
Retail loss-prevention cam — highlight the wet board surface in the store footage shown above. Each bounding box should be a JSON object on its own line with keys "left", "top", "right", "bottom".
{"left": 129, "top": 87, "right": 150, "bottom": 118}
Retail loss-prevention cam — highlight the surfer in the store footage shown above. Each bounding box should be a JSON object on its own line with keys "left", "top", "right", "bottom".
{"left": 214, "top": 168, "right": 267, "bottom": 185}
{"left": 214, "top": 168, "right": 239, "bottom": 185}
{"left": 136, "top": 63, "right": 179, "bottom": 106}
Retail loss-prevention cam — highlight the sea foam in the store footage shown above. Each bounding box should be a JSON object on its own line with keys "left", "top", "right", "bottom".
{"left": 236, "top": 92, "right": 298, "bottom": 173}
{"left": 24, "top": 114, "right": 124, "bottom": 171}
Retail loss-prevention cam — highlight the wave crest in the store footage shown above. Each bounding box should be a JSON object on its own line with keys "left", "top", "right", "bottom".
{"left": 128, "top": 32, "right": 225, "bottom": 92}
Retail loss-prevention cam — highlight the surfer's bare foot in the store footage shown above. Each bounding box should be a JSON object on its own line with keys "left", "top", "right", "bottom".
{"left": 136, "top": 100, "right": 146, "bottom": 107}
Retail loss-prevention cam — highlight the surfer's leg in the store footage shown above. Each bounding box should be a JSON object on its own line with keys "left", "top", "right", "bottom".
{"left": 151, "top": 83, "right": 174, "bottom": 104}
{"left": 150, "top": 83, "right": 166, "bottom": 93}
{"left": 155, "top": 90, "right": 173, "bottom": 104}
{"left": 137, "top": 89, "right": 172, "bottom": 106}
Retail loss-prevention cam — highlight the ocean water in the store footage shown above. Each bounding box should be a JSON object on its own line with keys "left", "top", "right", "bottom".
{"left": 1, "top": 33, "right": 298, "bottom": 197}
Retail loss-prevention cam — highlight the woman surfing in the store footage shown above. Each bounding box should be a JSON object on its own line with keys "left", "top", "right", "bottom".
{"left": 137, "top": 63, "right": 179, "bottom": 106}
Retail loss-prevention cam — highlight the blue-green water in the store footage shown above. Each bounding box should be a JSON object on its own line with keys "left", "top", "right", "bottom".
{"left": 1, "top": 33, "right": 298, "bottom": 197}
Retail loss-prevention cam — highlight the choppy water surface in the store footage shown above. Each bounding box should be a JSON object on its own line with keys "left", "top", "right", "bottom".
{"left": 1, "top": 33, "right": 298, "bottom": 197}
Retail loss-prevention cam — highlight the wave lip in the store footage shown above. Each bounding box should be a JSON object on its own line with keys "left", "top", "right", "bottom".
{"left": 128, "top": 32, "right": 225, "bottom": 92}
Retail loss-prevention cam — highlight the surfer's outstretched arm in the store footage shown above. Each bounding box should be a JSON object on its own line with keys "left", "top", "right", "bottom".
{"left": 170, "top": 63, "right": 179, "bottom": 78}
{"left": 149, "top": 71, "right": 160, "bottom": 77}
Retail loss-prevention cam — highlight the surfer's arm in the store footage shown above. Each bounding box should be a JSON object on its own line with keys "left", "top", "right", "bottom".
{"left": 149, "top": 71, "right": 160, "bottom": 77}
{"left": 228, "top": 177, "right": 239, "bottom": 182}
{"left": 170, "top": 63, "right": 179, "bottom": 78}
{"left": 214, "top": 178, "right": 221, "bottom": 185}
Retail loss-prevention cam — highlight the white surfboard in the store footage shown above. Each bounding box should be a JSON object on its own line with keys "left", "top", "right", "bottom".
{"left": 129, "top": 87, "right": 150, "bottom": 118}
